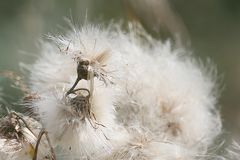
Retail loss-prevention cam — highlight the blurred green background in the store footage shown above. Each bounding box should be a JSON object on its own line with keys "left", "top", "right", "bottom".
{"left": 0, "top": 0, "right": 240, "bottom": 137}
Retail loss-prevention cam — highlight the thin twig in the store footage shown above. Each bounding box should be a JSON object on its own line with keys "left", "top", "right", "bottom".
{"left": 33, "top": 129, "right": 56, "bottom": 160}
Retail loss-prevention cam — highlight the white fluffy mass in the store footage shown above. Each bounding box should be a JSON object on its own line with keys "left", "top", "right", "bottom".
{"left": 28, "top": 23, "right": 222, "bottom": 159}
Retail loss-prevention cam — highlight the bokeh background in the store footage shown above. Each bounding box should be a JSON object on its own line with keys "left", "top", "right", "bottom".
{"left": 0, "top": 0, "right": 240, "bottom": 138}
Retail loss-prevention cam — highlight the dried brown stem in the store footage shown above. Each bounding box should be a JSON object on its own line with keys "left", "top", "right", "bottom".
{"left": 33, "top": 129, "right": 56, "bottom": 160}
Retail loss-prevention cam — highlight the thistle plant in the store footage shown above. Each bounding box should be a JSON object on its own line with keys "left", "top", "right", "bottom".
{"left": 0, "top": 22, "right": 238, "bottom": 160}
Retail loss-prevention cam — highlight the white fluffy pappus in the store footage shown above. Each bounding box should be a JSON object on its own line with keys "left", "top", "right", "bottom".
{"left": 28, "top": 26, "right": 129, "bottom": 159}
{"left": 28, "top": 23, "right": 222, "bottom": 159}
{"left": 103, "top": 127, "right": 197, "bottom": 160}
{"left": 111, "top": 28, "right": 222, "bottom": 151}
{"left": 33, "top": 81, "right": 128, "bottom": 159}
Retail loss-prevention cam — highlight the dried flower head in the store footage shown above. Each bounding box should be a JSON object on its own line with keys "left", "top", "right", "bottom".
{"left": 0, "top": 112, "right": 51, "bottom": 160}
